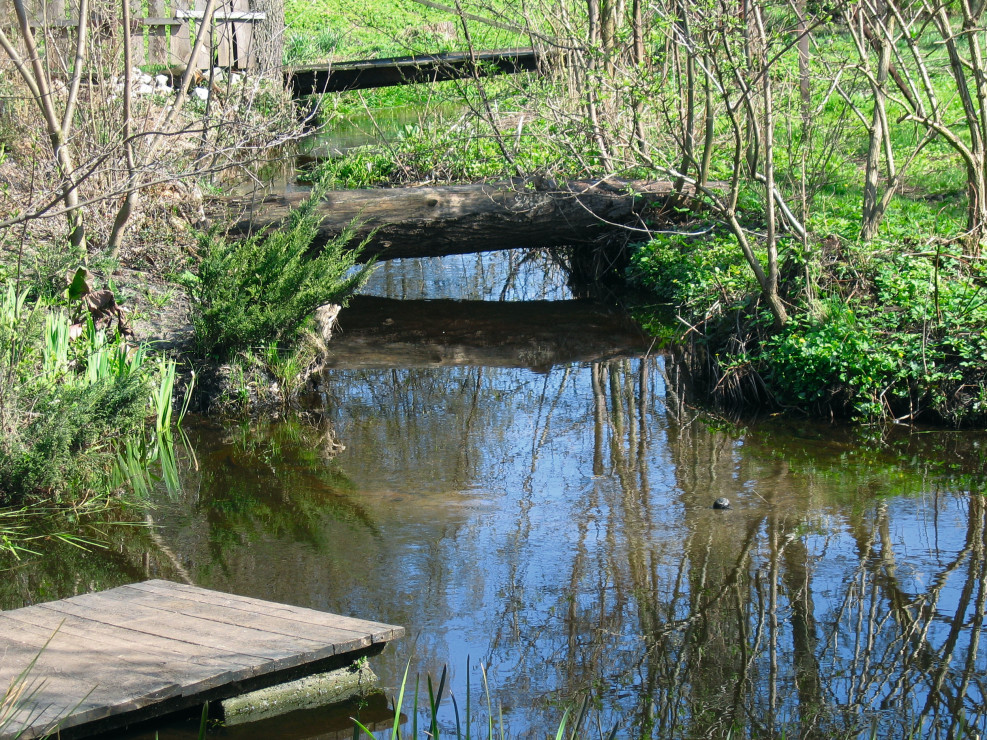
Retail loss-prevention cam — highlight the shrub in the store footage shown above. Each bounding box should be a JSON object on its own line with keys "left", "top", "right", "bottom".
{"left": 0, "top": 281, "right": 174, "bottom": 504}
{"left": 183, "top": 186, "right": 373, "bottom": 361}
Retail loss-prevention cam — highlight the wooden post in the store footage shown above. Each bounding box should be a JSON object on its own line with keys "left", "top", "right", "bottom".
{"left": 130, "top": 0, "right": 146, "bottom": 66}
{"left": 171, "top": 0, "right": 192, "bottom": 67}
{"left": 146, "top": 0, "right": 166, "bottom": 65}
{"left": 231, "top": 0, "right": 251, "bottom": 70}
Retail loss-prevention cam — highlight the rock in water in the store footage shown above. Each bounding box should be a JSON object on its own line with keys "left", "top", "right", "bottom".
{"left": 712, "top": 497, "right": 731, "bottom": 510}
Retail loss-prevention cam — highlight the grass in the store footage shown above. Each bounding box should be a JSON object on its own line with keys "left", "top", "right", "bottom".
{"left": 285, "top": 0, "right": 528, "bottom": 62}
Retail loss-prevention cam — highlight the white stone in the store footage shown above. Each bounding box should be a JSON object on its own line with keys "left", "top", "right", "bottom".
{"left": 192, "top": 87, "right": 209, "bottom": 101}
{"left": 211, "top": 67, "right": 225, "bottom": 82}
{"left": 137, "top": 83, "right": 154, "bottom": 95}
{"left": 230, "top": 73, "right": 242, "bottom": 86}
{"left": 154, "top": 74, "right": 169, "bottom": 87}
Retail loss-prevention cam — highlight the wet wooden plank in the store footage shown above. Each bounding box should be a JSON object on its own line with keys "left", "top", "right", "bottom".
{"left": 0, "top": 580, "right": 403, "bottom": 740}
{"left": 0, "top": 628, "right": 183, "bottom": 734}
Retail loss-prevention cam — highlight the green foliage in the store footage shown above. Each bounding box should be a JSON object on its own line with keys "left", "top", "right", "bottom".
{"left": 758, "top": 248, "right": 987, "bottom": 421}
{"left": 182, "top": 185, "right": 374, "bottom": 360}
{"left": 633, "top": 230, "right": 987, "bottom": 422}
{"left": 284, "top": 26, "right": 345, "bottom": 65}
{"left": 629, "top": 233, "right": 759, "bottom": 311}
{"left": 309, "top": 115, "right": 582, "bottom": 188}
{"left": 0, "top": 277, "right": 182, "bottom": 506}
{"left": 353, "top": 660, "right": 606, "bottom": 740}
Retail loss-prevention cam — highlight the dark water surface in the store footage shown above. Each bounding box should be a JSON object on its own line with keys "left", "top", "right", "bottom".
{"left": 4, "top": 251, "right": 987, "bottom": 739}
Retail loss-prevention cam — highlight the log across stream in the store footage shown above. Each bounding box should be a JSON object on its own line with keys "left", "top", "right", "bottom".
{"left": 222, "top": 179, "right": 694, "bottom": 262}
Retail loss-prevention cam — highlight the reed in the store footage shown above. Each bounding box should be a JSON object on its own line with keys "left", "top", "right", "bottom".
{"left": 352, "top": 660, "right": 616, "bottom": 740}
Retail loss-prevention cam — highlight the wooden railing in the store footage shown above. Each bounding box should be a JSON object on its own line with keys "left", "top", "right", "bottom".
{"left": 0, "top": 0, "right": 266, "bottom": 70}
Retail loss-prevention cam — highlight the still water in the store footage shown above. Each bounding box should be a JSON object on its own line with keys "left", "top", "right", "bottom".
{"left": 3, "top": 251, "right": 987, "bottom": 739}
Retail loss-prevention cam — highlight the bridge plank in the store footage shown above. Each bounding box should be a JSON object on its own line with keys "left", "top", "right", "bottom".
{"left": 288, "top": 47, "right": 542, "bottom": 95}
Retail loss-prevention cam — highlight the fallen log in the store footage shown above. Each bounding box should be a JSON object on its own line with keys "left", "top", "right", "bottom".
{"left": 222, "top": 179, "right": 689, "bottom": 262}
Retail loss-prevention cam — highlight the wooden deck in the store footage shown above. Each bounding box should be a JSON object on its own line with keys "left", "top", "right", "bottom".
{"left": 287, "top": 47, "right": 544, "bottom": 95}
{"left": 0, "top": 580, "right": 403, "bottom": 740}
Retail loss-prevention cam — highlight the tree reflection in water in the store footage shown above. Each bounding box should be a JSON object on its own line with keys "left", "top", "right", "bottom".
{"left": 540, "top": 358, "right": 987, "bottom": 738}
{"left": 4, "top": 353, "right": 986, "bottom": 739}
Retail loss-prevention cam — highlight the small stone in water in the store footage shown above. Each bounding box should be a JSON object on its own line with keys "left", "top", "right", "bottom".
{"left": 712, "top": 497, "right": 731, "bottom": 510}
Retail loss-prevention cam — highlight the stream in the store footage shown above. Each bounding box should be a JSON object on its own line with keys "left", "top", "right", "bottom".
{"left": 4, "top": 250, "right": 987, "bottom": 739}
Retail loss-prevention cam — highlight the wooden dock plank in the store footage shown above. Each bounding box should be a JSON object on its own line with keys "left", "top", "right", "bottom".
{"left": 37, "top": 594, "right": 336, "bottom": 662}
{"left": 0, "top": 610, "right": 260, "bottom": 671}
{"left": 0, "top": 629, "right": 183, "bottom": 732}
{"left": 0, "top": 581, "right": 403, "bottom": 740}
{"left": 128, "top": 580, "right": 401, "bottom": 641}
{"left": 0, "top": 612, "right": 252, "bottom": 700}
{"left": 87, "top": 586, "right": 374, "bottom": 651}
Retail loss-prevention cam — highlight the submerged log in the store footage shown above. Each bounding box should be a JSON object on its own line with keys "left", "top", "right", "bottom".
{"left": 223, "top": 179, "right": 688, "bottom": 262}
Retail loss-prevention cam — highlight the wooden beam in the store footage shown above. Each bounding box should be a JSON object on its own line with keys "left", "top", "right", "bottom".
{"left": 287, "top": 47, "right": 543, "bottom": 95}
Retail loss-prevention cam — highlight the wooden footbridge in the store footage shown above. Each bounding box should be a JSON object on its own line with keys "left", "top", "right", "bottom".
{"left": 287, "top": 47, "right": 545, "bottom": 96}
{"left": 0, "top": 580, "right": 403, "bottom": 739}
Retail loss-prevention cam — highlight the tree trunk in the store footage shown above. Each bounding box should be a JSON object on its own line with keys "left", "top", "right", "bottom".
{"left": 251, "top": 0, "right": 284, "bottom": 72}
{"left": 222, "top": 179, "right": 690, "bottom": 261}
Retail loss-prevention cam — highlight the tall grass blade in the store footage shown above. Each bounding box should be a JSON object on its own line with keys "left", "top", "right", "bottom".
{"left": 428, "top": 665, "right": 447, "bottom": 740}
{"left": 197, "top": 701, "right": 208, "bottom": 740}
{"left": 154, "top": 358, "right": 177, "bottom": 435}
{"left": 412, "top": 672, "right": 420, "bottom": 740}
{"left": 353, "top": 659, "right": 412, "bottom": 739}
{"left": 480, "top": 663, "right": 493, "bottom": 740}
{"left": 177, "top": 369, "right": 195, "bottom": 426}
{"left": 553, "top": 708, "right": 570, "bottom": 740}
{"left": 451, "top": 693, "right": 462, "bottom": 740}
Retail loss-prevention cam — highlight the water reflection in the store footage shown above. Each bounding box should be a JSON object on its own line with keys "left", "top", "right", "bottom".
{"left": 3, "top": 251, "right": 987, "bottom": 739}
{"left": 127, "top": 359, "right": 987, "bottom": 738}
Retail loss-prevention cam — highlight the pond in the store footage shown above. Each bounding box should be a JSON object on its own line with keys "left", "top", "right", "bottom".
{"left": 2, "top": 250, "right": 987, "bottom": 739}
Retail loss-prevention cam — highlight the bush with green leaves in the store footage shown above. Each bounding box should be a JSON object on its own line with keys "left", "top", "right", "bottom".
{"left": 0, "top": 281, "right": 178, "bottom": 504}
{"left": 183, "top": 186, "right": 373, "bottom": 361}
{"left": 629, "top": 232, "right": 760, "bottom": 312}
{"left": 633, "top": 231, "right": 987, "bottom": 423}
